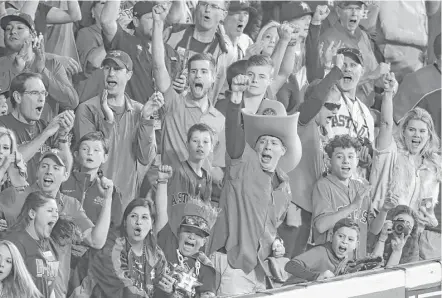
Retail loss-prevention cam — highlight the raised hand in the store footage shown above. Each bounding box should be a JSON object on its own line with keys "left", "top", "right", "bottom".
{"left": 58, "top": 110, "right": 75, "bottom": 136}
{"left": 34, "top": 35, "right": 46, "bottom": 73}
{"left": 172, "top": 74, "right": 187, "bottom": 94}
{"left": 101, "top": 89, "right": 114, "bottom": 123}
{"left": 382, "top": 72, "right": 397, "bottom": 94}
{"left": 153, "top": 1, "right": 171, "bottom": 22}
{"left": 391, "top": 233, "right": 409, "bottom": 252}
{"left": 245, "top": 41, "right": 265, "bottom": 58}
{"left": 272, "top": 238, "right": 285, "bottom": 258}
{"left": 277, "top": 23, "right": 294, "bottom": 42}
{"left": 14, "top": 38, "right": 32, "bottom": 72}
{"left": 97, "top": 176, "right": 114, "bottom": 200}
{"left": 376, "top": 62, "right": 391, "bottom": 78}
{"left": 379, "top": 220, "right": 393, "bottom": 241}
{"left": 381, "top": 192, "right": 399, "bottom": 212}
{"left": 320, "top": 40, "right": 342, "bottom": 67}
{"left": 158, "top": 273, "right": 175, "bottom": 294}
{"left": 44, "top": 114, "right": 63, "bottom": 137}
{"left": 142, "top": 92, "right": 165, "bottom": 119}
{"left": 231, "top": 74, "right": 249, "bottom": 94}
{"left": 312, "top": 5, "right": 331, "bottom": 23}
{"left": 158, "top": 164, "right": 173, "bottom": 180}
{"left": 0, "top": 154, "right": 15, "bottom": 171}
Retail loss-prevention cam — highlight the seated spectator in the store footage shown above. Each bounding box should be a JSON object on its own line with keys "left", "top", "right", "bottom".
{"left": 370, "top": 205, "right": 419, "bottom": 266}
{"left": 0, "top": 239, "right": 42, "bottom": 298}
{"left": 393, "top": 34, "right": 441, "bottom": 124}
{"left": 74, "top": 50, "right": 158, "bottom": 207}
{"left": 312, "top": 134, "right": 373, "bottom": 259}
{"left": 0, "top": 13, "right": 79, "bottom": 122}
{"left": 69, "top": 183, "right": 172, "bottom": 298}
{"left": 3, "top": 191, "right": 72, "bottom": 298}
{"left": 0, "top": 149, "right": 114, "bottom": 298}
{"left": 158, "top": 123, "right": 214, "bottom": 253}
{"left": 319, "top": 1, "right": 388, "bottom": 107}
{"left": 284, "top": 218, "right": 360, "bottom": 284}
{"left": 61, "top": 131, "right": 123, "bottom": 227}
{"left": 279, "top": 54, "right": 344, "bottom": 259}
{"left": 370, "top": 73, "right": 441, "bottom": 261}
{"left": 0, "top": 72, "right": 74, "bottom": 184}
{"left": 162, "top": 198, "right": 218, "bottom": 298}
{"left": 208, "top": 76, "right": 302, "bottom": 296}
{"left": 0, "top": 127, "right": 27, "bottom": 191}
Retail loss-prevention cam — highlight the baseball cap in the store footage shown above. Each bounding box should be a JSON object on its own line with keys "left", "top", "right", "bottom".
{"left": 228, "top": 0, "right": 257, "bottom": 14}
{"left": 279, "top": 1, "right": 314, "bottom": 23}
{"left": 40, "top": 150, "right": 66, "bottom": 168}
{"left": 337, "top": 47, "right": 364, "bottom": 66}
{"left": 336, "top": 1, "right": 367, "bottom": 8}
{"left": 102, "top": 50, "right": 133, "bottom": 71}
{"left": 0, "top": 12, "right": 35, "bottom": 32}
{"left": 127, "top": 1, "right": 154, "bottom": 30}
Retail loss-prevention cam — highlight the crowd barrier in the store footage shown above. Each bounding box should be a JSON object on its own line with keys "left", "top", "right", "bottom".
{"left": 242, "top": 259, "right": 441, "bottom": 298}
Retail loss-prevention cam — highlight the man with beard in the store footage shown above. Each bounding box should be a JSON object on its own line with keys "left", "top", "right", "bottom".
{"left": 0, "top": 13, "right": 78, "bottom": 122}
{"left": 100, "top": 0, "right": 182, "bottom": 104}
{"left": 152, "top": 4, "right": 225, "bottom": 195}
{"left": 165, "top": 0, "right": 232, "bottom": 103}
{"left": 0, "top": 72, "right": 74, "bottom": 184}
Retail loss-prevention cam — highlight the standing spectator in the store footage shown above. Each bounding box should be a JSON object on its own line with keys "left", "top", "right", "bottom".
{"left": 370, "top": 72, "right": 441, "bottom": 261}
{"left": 152, "top": 6, "right": 225, "bottom": 198}
{"left": 0, "top": 239, "right": 42, "bottom": 298}
{"left": 208, "top": 75, "right": 301, "bottom": 296}
{"left": 165, "top": 0, "right": 232, "bottom": 102}
{"left": 416, "top": 89, "right": 441, "bottom": 138}
{"left": 393, "top": 34, "right": 441, "bottom": 124}
{"left": 0, "top": 72, "right": 74, "bottom": 184}
{"left": 0, "top": 13, "right": 79, "bottom": 122}
{"left": 74, "top": 0, "right": 106, "bottom": 103}
{"left": 100, "top": 0, "right": 181, "bottom": 105}
{"left": 319, "top": 1, "right": 389, "bottom": 107}
{"left": 280, "top": 54, "right": 344, "bottom": 259}
{"left": 74, "top": 50, "right": 159, "bottom": 208}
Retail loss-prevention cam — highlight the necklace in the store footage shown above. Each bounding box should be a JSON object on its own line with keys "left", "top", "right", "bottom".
{"left": 128, "top": 243, "right": 147, "bottom": 292}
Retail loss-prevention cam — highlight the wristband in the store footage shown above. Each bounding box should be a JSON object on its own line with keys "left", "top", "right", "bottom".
{"left": 58, "top": 139, "right": 69, "bottom": 144}
{"left": 157, "top": 179, "right": 168, "bottom": 185}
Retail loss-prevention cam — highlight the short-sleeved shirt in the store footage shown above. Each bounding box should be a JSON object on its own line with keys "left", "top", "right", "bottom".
{"left": 161, "top": 87, "right": 225, "bottom": 169}
{"left": 207, "top": 144, "right": 291, "bottom": 274}
{"left": 5, "top": 231, "right": 59, "bottom": 298}
{"left": 0, "top": 114, "right": 52, "bottom": 184}
{"left": 104, "top": 24, "right": 181, "bottom": 104}
{"left": 312, "top": 175, "right": 372, "bottom": 258}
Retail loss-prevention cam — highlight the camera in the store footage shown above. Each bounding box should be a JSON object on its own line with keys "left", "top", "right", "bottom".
{"left": 393, "top": 220, "right": 410, "bottom": 236}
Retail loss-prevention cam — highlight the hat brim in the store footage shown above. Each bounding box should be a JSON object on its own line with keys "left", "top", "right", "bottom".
{"left": 0, "top": 15, "right": 33, "bottom": 31}
{"left": 341, "top": 52, "right": 363, "bottom": 66}
{"left": 180, "top": 224, "right": 210, "bottom": 237}
{"left": 102, "top": 57, "right": 127, "bottom": 70}
{"left": 281, "top": 11, "right": 314, "bottom": 23}
{"left": 242, "top": 111, "right": 302, "bottom": 173}
{"left": 40, "top": 153, "right": 65, "bottom": 167}
{"left": 229, "top": 6, "right": 258, "bottom": 15}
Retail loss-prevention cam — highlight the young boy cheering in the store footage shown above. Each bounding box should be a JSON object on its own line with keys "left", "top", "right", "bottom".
{"left": 312, "top": 135, "right": 373, "bottom": 258}
{"left": 158, "top": 123, "right": 214, "bottom": 255}
{"left": 285, "top": 218, "right": 360, "bottom": 284}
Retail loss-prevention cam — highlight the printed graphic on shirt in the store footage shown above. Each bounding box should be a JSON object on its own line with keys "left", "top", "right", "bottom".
{"left": 36, "top": 251, "right": 59, "bottom": 283}
{"left": 337, "top": 205, "right": 370, "bottom": 224}
{"left": 331, "top": 114, "right": 368, "bottom": 139}
{"left": 172, "top": 192, "right": 191, "bottom": 206}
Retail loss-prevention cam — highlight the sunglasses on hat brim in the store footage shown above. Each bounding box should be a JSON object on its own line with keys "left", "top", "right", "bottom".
{"left": 324, "top": 102, "right": 341, "bottom": 111}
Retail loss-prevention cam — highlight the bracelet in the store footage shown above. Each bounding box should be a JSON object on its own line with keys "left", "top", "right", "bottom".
{"left": 157, "top": 179, "right": 168, "bottom": 185}
{"left": 58, "top": 139, "right": 69, "bottom": 144}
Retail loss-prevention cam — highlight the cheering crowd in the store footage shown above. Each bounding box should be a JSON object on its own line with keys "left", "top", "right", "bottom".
{"left": 0, "top": 0, "right": 439, "bottom": 297}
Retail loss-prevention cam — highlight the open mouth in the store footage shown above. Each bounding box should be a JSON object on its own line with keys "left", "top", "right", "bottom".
{"left": 349, "top": 19, "right": 358, "bottom": 25}
{"left": 86, "top": 158, "right": 94, "bottom": 163}
{"left": 36, "top": 106, "right": 43, "bottom": 113}
{"left": 43, "top": 177, "right": 54, "bottom": 187}
{"left": 184, "top": 240, "right": 195, "bottom": 249}
{"left": 194, "top": 82, "right": 203, "bottom": 91}
{"left": 411, "top": 139, "right": 421, "bottom": 147}
{"left": 196, "top": 149, "right": 204, "bottom": 155}
{"left": 204, "top": 15, "right": 210, "bottom": 21}
{"left": 343, "top": 76, "right": 353, "bottom": 83}
{"left": 134, "top": 227, "right": 142, "bottom": 236}
{"left": 106, "top": 80, "right": 117, "bottom": 88}
{"left": 261, "top": 154, "right": 272, "bottom": 163}
{"left": 237, "top": 23, "right": 244, "bottom": 31}
{"left": 341, "top": 166, "right": 351, "bottom": 173}
{"left": 338, "top": 244, "right": 347, "bottom": 254}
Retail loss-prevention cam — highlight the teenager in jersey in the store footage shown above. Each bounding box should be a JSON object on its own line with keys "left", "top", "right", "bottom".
{"left": 0, "top": 239, "right": 42, "bottom": 298}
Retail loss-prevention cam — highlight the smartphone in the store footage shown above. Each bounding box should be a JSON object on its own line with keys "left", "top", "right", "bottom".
{"left": 420, "top": 198, "right": 433, "bottom": 210}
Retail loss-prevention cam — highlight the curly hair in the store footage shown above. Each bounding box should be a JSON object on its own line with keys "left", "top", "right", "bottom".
{"left": 324, "top": 135, "right": 362, "bottom": 158}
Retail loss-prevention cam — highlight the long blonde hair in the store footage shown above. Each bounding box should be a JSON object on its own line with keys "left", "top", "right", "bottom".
{"left": 0, "top": 127, "right": 18, "bottom": 156}
{"left": 0, "top": 240, "right": 42, "bottom": 298}
{"left": 396, "top": 107, "right": 441, "bottom": 176}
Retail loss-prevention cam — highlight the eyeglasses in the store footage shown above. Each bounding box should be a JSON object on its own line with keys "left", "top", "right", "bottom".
{"left": 198, "top": 1, "right": 226, "bottom": 12}
{"left": 324, "top": 102, "right": 341, "bottom": 111}
{"left": 23, "top": 90, "right": 48, "bottom": 97}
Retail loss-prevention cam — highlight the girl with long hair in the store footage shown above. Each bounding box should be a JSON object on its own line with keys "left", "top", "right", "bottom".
{"left": 0, "top": 127, "right": 27, "bottom": 191}
{"left": 0, "top": 240, "right": 42, "bottom": 298}
{"left": 370, "top": 73, "right": 441, "bottom": 260}
{"left": 3, "top": 191, "right": 77, "bottom": 298}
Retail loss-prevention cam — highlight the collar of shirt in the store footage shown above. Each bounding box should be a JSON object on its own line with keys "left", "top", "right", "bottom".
{"left": 325, "top": 174, "right": 352, "bottom": 192}
{"left": 184, "top": 93, "right": 218, "bottom": 116}
{"left": 335, "top": 20, "right": 362, "bottom": 42}
{"left": 113, "top": 93, "right": 135, "bottom": 113}
{"left": 30, "top": 182, "right": 65, "bottom": 206}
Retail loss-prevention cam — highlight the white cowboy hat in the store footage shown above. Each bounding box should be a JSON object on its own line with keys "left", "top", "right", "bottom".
{"left": 242, "top": 100, "right": 302, "bottom": 173}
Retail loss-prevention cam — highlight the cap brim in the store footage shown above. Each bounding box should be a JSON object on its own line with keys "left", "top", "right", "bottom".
{"left": 102, "top": 57, "right": 127, "bottom": 70}
{"left": 0, "top": 15, "right": 33, "bottom": 31}
{"left": 342, "top": 52, "right": 363, "bottom": 66}
{"left": 229, "top": 6, "right": 257, "bottom": 14}
{"left": 40, "top": 153, "right": 65, "bottom": 167}
{"left": 242, "top": 111, "right": 302, "bottom": 173}
{"left": 281, "top": 11, "right": 314, "bottom": 23}
{"left": 180, "top": 224, "right": 210, "bottom": 237}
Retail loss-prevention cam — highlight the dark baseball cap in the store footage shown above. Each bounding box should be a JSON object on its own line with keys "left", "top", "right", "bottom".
{"left": 337, "top": 47, "right": 364, "bottom": 66}
{"left": 279, "top": 1, "right": 314, "bottom": 23}
{"left": 102, "top": 50, "right": 133, "bottom": 71}
{"left": 0, "top": 12, "right": 35, "bottom": 32}
{"left": 228, "top": 0, "right": 257, "bottom": 14}
{"left": 336, "top": 1, "right": 367, "bottom": 8}
{"left": 127, "top": 1, "right": 154, "bottom": 30}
